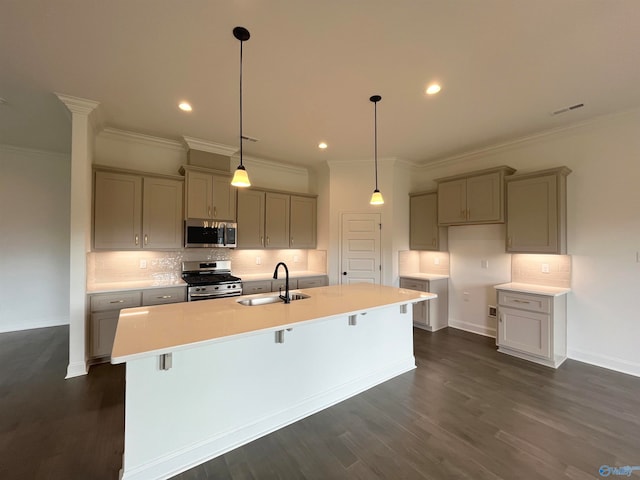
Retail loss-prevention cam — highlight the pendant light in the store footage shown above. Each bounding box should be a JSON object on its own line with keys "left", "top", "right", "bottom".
{"left": 231, "top": 26, "right": 251, "bottom": 187}
{"left": 369, "top": 95, "right": 384, "bottom": 205}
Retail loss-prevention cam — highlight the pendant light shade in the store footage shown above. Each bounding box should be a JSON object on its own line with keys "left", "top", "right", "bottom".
{"left": 231, "top": 26, "right": 251, "bottom": 187}
{"left": 369, "top": 95, "right": 384, "bottom": 205}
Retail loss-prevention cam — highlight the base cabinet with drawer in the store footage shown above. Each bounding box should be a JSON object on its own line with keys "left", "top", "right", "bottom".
{"left": 496, "top": 289, "right": 567, "bottom": 368}
{"left": 88, "top": 287, "right": 186, "bottom": 361}
{"left": 399, "top": 277, "right": 448, "bottom": 331}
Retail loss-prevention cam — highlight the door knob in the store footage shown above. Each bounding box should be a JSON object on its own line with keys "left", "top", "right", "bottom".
{"left": 343, "top": 272, "right": 347, "bottom": 275}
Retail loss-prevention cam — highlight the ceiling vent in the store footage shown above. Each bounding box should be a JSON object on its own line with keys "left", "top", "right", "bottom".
{"left": 550, "top": 103, "right": 585, "bottom": 116}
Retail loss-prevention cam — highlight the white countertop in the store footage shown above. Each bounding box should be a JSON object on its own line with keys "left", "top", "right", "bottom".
{"left": 494, "top": 282, "right": 571, "bottom": 296}
{"left": 111, "top": 283, "right": 436, "bottom": 364}
{"left": 400, "top": 273, "right": 450, "bottom": 281}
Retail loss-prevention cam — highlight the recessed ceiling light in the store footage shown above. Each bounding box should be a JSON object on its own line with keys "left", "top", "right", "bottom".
{"left": 178, "top": 102, "right": 192, "bottom": 112}
{"left": 425, "top": 84, "right": 441, "bottom": 95}
{"left": 318, "top": 142, "right": 328, "bottom": 149}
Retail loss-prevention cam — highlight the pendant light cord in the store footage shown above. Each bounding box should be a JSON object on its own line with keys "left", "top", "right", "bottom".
{"left": 374, "top": 100, "right": 378, "bottom": 190}
{"left": 239, "top": 39, "right": 244, "bottom": 167}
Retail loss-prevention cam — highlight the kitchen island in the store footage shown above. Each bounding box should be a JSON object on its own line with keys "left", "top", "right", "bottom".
{"left": 112, "top": 283, "right": 435, "bottom": 480}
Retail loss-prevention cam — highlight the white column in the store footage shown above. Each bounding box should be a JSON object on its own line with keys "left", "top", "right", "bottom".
{"left": 56, "top": 94, "right": 99, "bottom": 378}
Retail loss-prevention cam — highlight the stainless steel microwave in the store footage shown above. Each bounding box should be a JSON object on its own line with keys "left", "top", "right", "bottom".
{"left": 184, "top": 219, "right": 237, "bottom": 248}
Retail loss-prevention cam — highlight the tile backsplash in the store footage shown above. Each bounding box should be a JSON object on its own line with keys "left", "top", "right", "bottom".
{"left": 511, "top": 254, "right": 571, "bottom": 288}
{"left": 87, "top": 249, "right": 327, "bottom": 285}
{"left": 399, "top": 250, "right": 450, "bottom": 276}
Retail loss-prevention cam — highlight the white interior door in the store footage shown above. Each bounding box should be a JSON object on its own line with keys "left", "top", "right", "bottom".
{"left": 341, "top": 213, "right": 381, "bottom": 284}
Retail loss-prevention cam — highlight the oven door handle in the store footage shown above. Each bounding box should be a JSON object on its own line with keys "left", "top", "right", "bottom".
{"left": 189, "top": 293, "right": 219, "bottom": 298}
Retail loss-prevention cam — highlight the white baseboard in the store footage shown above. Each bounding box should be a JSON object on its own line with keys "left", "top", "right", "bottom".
{"left": 568, "top": 348, "right": 640, "bottom": 378}
{"left": 0, "top": 318, "right": 69, "bottom": 334}
{"left": 447, "top": 319, "right": 496, "bottom": 338}
{"left": 120, "top": 358, "right": 415, "bottom": 480}
{"left": 65, "top": 361, "right": 88, "bottom": 378}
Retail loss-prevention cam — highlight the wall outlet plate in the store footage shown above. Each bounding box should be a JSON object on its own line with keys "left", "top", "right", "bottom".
{"left": 488, "top": 305, "right": 497, "bottom": 318}
{"left": 541, "top": 263, "right": 550, "bottom": 273}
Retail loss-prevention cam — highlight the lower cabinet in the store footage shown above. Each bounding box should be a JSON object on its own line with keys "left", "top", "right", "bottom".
{"left": 88, "top": 287, "right": 186, "bottom": 361}
{"left": 496, "top": 289, "right": 567, "bottom": 368}
{"left": 399, "top": 277, "right": 448, "bottom": 331}
{"left": 272, "top": 278, "right": 298, "bottom": 293}
{"left": 244, "top": 276, "right": 328, "bottom": 295}
{"left": 242, "top": 280, "right": 272, "bottom": 295}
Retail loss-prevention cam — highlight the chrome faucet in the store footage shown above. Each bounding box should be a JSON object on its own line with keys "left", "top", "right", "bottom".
{"left": 273, "top": 262, "right": 290, "bottom": 304}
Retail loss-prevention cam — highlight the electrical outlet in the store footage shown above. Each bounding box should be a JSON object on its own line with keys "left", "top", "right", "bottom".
{"left": 139, "top": 259, "right": 147, "bottom": 269}
{"left": 434, "top": 257, "right": 440, "bottom": 265}
{"left": 463, "top": 291, "right": 470, "bottom": 302}
{"left": 541, "top": 263, "right": 550, "bottom": 273}
{"left": 255, "top": 256, "right": 261, "bottom": 265}
{"left": 293, "top": 255, "right": 299, "bottom": 263}
{"left": 481, "top": 259, "right": 489, "bottom": 269}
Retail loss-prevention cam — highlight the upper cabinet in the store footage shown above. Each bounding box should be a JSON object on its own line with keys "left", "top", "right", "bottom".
{"left": 237, "top": 189, "right": 317, "bottom": 249}
{"left": 409, "top": 191, "right": 447, "bottom": 251}
{"left": 181, "top": 165, "right": 236, "bottom": 221}
{"left": 505, "top": 167, "right": 571, "bottom": 254}
{"left": 436, "top": 166, "right": 515, "bottom": 225}
{"left": 290, "top": 195, "right": 317, "bottom": 249}
{"left": 94, "top": 169, "right": 183, "bottom": 250}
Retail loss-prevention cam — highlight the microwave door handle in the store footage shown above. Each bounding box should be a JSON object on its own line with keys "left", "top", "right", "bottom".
{"left": 222, "top": 223, "right": 227, "bottom": 246}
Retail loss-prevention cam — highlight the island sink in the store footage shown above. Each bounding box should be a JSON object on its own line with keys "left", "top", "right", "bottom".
{"left": 237, "top": 292, "right": 310, "bottom": 306}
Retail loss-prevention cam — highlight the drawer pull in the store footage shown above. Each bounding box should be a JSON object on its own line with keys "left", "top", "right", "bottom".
{"left": 158, "top": 295, "right": 172, "bottom": 299}
{"left": 110, "top": 300, "right": 125, "bottom": 304}
{"left": 513, "top": 299, "right": 531, "bottom": 304}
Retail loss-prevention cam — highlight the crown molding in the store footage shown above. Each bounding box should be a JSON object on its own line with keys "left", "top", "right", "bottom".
{"left": 326, "top": 157, "right": 408, "bottom": 169}
{"left": 415, "top": 106, "right": 640, "bottom": 172}
{"left": 99, "top": 127, "right": 185, "bottom": 151}
{"left": 55, "top": 93, "right": 100, "bottom": 116}
{"left": 239, "top": 154, "right": 309, "bottom": 176}
{"left": 182, "top": 136, "right": 238, "bottom": 156}
{"left": 0, "top": 143, "right": 70, "bottom": 160}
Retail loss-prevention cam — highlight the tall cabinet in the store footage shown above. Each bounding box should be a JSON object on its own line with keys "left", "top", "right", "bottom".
{"left": 409, "top": 191, "right": 447, "bottom": 251}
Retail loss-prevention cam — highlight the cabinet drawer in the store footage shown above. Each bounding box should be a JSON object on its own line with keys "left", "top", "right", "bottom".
{"left": 242, "top": 280, "right": 272, "bottom": 295}
{"left": 142, "top": 287, "right": 186, "bottom": 306}
{"left": 498, "top": 291, "right": 550, "bottom": 314}
{"left": 297, "top": 276, "right": 328, "bottom": 289}
{"left": 272, "top": 278, "right": 298, "bottom": 292}
{"left": 90, "top": 291, "right": 142, "bottom": 312}
{"left": 399, "top": 278, "right": 429, "bottom": 292}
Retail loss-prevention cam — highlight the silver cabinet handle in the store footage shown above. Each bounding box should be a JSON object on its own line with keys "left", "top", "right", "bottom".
{"left": 208, "top": 206, "right": 211, "bottom": 217}
{"left": 135, "top": 234, "right": 139, "bottom": 245}
{"left": 213, "top": 206, "right": 217, "bottom": 217}
{"left": 144, "top": 234, "right": 148, "bottom": 245}
{"left": 266, "top": 236, "right": 270, "bottom": 246}
{"left": 513, "top": 299, "right": 531, "bottom": 304}
{"left": 261, "top": 236, "right": 264, "bottom": 246}
{"left": 291, "top": 237, "right": 294, "bottom": 245}
{"left": 110, "top": 300, "right": 125, "bottom": 304}
{"left": 157, "top": 295, "right": 172, "bottom": 299}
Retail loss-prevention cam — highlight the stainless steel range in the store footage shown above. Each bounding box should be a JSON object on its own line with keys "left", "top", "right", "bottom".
{"left": 181, "top": 260, "right": 242, "bottom": 301}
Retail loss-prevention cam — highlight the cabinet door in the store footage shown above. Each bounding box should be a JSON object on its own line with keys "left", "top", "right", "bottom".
{"left": 467, "top": 172, "right": 502, "bottom": 223}
{"left": 410, "top": 193, "right": 439, "bottom": 250}
{"left": 242, "top": 280, "right": 272, "bottom": 295}
{"left": 185, "top": 171, "right": 213, "bottom": 219}
{"left": 437, "top": 179, "right": 466, "bottom": 225}
{"left": 297, "top": 276, "right": 328, "bottom": 289}
{"left": 290, "top": 196, "right": 316, "bottom": 248}
{"left": 212, "top": 174, "right": 237, "bottom": 221}
{"left": 237, "top": 190, "right": 265, "bottom": 248}
{"left": 412, "top": 301, "right": 429, "bottom": 327}
{"left": 94, "top": 171, "right": 142, "bottom": 249}
{"left": 90, "top": 310, "right": 120, "bottom": 358}
{"left": 498, "top": 306, "right": 551, "bottom": 359}
{"left": 506, "top": 174, "right": 558, "bottom": 253}
{"left": 143, "top": 177, "right": 183, "bottom": 249}
{"left": 265, "top": 192, "right": 290, "bottom": 248}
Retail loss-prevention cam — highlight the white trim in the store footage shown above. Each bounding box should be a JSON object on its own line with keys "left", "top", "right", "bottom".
{"left": 182, "top": 136, "right": 238, "bottom": 156}
{"left": 568, "top": 348, "right": 640, "bottom": 378}
{"left": 415, "top": 106, "right": 640, "bottom": 171}
{"left": 447, "top": 320, "right": 496, "bottom": 338}
{"left": 240, "top": 154, "right": 309, "bottom": 176}
{"left": 99, "top": 127, "right": 185, "bottom": 151}
{"left": 0, "top": 143, "right": 70, "bottom": 160}
{"left": 55, "top": 93, "right": 99, "bottom": 116}
{"left": 119, "top": 358, "right": 415, "bottom": 480}
{"left": 66, "top": 361, "right": 88, "bottom": 379}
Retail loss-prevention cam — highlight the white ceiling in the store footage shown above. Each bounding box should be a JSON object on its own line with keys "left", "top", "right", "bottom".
{"left": 2, "top": 0, "right": 640, "bottom": 168}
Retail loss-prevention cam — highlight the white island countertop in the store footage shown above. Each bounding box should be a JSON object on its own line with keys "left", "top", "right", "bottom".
{"left": 111, "top": 283, "right": 436, "bottom": 364}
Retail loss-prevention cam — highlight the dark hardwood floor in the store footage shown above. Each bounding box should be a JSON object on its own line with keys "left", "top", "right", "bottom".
{"left": 1, "top": 326, "right": 639, "bottom": 480}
